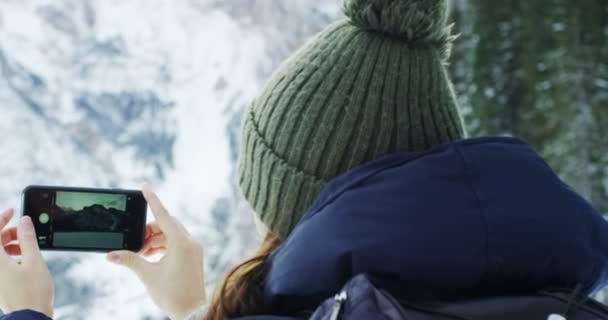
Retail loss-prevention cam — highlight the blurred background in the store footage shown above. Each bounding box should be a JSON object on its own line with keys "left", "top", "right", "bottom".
{"left": 0, "top": 0, "right": 606, "bottom": 319}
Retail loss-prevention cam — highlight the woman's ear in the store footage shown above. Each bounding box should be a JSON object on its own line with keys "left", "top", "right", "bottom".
{"left": 253, "top": 212, "right": 269, "bottom": 239}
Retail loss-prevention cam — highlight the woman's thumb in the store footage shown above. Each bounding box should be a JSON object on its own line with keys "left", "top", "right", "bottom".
{"left": 107, "top": 250, "right": 148, "bottom": 277}
{"left": 17, "top": 216, "right": 44, "bottom": 265}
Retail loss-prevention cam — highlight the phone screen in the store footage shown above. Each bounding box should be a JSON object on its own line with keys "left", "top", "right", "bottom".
{"left": 22, "top": 186, "right": 147, "bottom": 252}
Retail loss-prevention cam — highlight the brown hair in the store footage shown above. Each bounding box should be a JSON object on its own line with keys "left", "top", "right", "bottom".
{"left": 204, "top": 232, "right": 282, "bottom": 320}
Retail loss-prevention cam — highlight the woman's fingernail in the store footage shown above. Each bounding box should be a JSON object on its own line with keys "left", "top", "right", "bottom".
{"left": 21, "top": 216, "right": 34, "bottom": 231}
{"left": 107, "top": 253, "right": 121, "bottom": 263}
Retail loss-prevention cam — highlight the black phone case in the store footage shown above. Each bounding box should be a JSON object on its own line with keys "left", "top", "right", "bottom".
{"left": 21, "top": 185, "right": 147, "bottom": 253}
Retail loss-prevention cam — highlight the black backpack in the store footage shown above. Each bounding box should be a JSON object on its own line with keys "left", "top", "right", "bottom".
{"left": 309, "top": 274, "right": 608, "bottom": 320}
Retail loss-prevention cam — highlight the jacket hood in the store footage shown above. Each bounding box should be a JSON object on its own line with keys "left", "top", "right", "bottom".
{"left": 261, "top": 137, "right": 608, "bottom": 314}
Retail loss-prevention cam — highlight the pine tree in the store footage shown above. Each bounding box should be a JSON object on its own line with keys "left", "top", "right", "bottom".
{"left": 450, "top": 0, "right": 608, "bottom": 213}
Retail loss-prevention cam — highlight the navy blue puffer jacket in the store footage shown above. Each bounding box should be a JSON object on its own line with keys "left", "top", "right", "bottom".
{"left": 243, "top": 137, "right": 608, "bottom": 318}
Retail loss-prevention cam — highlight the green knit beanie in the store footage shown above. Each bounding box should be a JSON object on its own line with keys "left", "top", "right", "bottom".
{"left": 239, "top": 0, "right": 466, "bottom": 238}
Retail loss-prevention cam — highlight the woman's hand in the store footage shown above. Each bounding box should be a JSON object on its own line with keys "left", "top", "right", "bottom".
{"left": 0, "top": 209, "right": 54, "bottom": 318}
{"left": 107, "top": 185, "right": 206, "bottom": 320}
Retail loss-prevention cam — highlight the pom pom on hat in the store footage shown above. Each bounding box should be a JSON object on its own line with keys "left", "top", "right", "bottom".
{"left": 343, "top": 0, "right": 455, "bottom": 59}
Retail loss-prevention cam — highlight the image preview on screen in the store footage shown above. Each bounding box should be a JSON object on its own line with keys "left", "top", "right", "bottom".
{"left": 53, "top": 191, "right": 127, "bottom": 249}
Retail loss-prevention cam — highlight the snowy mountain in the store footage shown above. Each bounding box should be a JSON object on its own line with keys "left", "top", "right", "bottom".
{"left": 0, "top": 1, "right": 339, "bottom": 318}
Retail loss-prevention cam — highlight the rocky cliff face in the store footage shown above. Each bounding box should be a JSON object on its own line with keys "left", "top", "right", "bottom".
{"left": 0, "top": 1, "right": 339, "bottom": 318}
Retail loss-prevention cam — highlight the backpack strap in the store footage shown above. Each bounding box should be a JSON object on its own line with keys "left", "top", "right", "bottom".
{"left": 539, "top": 288, "right": 608, "bottom": 320}
{"left": 564, "top": 283, "right": 587, "bottom": 318}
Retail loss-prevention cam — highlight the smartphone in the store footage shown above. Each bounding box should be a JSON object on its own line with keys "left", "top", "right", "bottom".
{"left": 21, "top": 185, "right": 147, "bottom": 252}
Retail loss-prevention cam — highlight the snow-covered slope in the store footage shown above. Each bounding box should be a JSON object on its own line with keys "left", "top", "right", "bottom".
{"left": 0, "top": 1, "right": 339, "bottom": 318}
